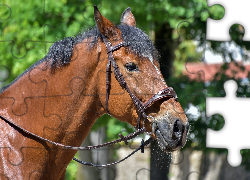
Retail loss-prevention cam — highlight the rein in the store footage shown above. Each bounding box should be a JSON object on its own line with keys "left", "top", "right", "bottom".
{"left": 73, "top": 137, "right": 153, "bottom": 167}
{"left": 0, "top": 114, "right": 146, "bottom": 150}
{"left": 0, "top": 113, "right": 150, "bottom": 167}
{"left": 0, "top": 35, "right": 178, "bottom": 168}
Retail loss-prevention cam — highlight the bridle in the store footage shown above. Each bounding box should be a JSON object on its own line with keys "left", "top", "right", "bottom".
{"left": 102, "top": 35, "right": 178, "bottom": 129}
{"left": 0, "top": 35, "right": 178, "bottom": 167}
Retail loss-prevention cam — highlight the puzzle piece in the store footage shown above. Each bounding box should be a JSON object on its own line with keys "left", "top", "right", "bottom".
{"left": 207, "top": 0, "right": 250, "bottom": 41}
{"left": 117, "top": 139, "right": 151, "bottom": 180}
{"left": 0, "top": 4, "right": 11, "bottom": 21}
{"left": 206, "top": 79, "right": 250, "bottom": 167}
{"left": 0, "top": 146, "right": 48, "bottom": 179}
{"left": 0, "top": 1, "right": 63, "bottom": 59}
{"left": 135, "top": 148, "right": 197, "bottom": 180}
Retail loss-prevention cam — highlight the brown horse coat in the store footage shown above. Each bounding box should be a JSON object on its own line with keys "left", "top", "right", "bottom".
{"left": 0, "top": 6, "right": 188, "bottom": 179}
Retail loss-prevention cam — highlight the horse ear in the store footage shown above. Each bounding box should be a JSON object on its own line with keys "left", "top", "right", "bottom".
{"left": 120, "top": 7, "right": 136, "bottom": 27}
{"left": 94, "top": 5, "right": 118, "bottom": 39}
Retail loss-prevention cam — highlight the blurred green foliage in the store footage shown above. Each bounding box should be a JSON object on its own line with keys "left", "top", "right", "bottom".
{"left": 1, "top": 0, "right": 250, "bottom": 179}
{"left": 0, "top": 0, "right": 226, "bottom": 84}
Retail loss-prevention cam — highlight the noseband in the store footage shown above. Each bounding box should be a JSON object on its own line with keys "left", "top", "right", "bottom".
{"left": 102, "top": 35, "right": 178, "bottom": 129}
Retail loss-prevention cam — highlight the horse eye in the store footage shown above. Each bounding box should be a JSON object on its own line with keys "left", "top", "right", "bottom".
{"left": 125, "top": 63, "right": 138, "bottom": 72}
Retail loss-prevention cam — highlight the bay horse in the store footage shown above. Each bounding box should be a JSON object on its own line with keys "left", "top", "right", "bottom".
{"left": 0, "top": 6, "right": 189, "bottom": 179}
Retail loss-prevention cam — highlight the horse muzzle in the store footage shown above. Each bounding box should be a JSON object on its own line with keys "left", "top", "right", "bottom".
{"left": 153, "top": 118, "right": 189, "bottom": 152}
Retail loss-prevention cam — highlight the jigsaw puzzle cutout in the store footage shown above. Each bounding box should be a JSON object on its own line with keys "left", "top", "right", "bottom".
{"left": 207, "top": 0, "right": 250, "bottom": 41}
{"left": 182, "top": 0, "right": 250, "bottom": 179}
{"left": 0, "top": 146, "right": 48, "bottom": 179}
{"left": 206, "top": 79, "right": 249, "bottom": 167}
{"left": 0, "top": 1, "right": 63, "bottom": 59}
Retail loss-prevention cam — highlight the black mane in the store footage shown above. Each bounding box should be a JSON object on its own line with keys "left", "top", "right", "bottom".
{"left": 45, "top": 24, "right": 159, "bottom": 71}
{"left": 0, "top": 24, "right": 158, "bottom": 93}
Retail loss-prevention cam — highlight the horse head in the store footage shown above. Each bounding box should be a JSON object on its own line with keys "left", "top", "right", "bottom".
{"left": 94, "top": 6, "right": 189, "bottom": 152}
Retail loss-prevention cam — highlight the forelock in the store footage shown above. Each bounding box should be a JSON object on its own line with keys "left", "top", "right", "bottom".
{"left": 117, "top": 25, "right": 159, "bottom": 61}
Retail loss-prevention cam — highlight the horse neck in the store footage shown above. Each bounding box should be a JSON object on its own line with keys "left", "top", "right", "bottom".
{"left": 0, "top": 42, "right": 106, "bottom": 147}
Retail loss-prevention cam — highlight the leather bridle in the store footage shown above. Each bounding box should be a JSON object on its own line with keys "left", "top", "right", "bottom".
{"left": 102, "top": 35, "right": 178, "bottom": 129}
{"left": 0, "top": 35, "right": 178, "bottom": 168}
{"left": 73, "top": 36, "right": 179, "bottom": 167}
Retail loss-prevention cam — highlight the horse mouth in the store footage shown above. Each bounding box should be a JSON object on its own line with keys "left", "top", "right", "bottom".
{"left": 153, "top": 122, "right": 187, "bottom": 152}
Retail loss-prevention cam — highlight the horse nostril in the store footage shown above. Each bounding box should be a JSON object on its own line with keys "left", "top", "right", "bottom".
{"left": 173, "top": 119, "right": 183, "bottom": 133}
